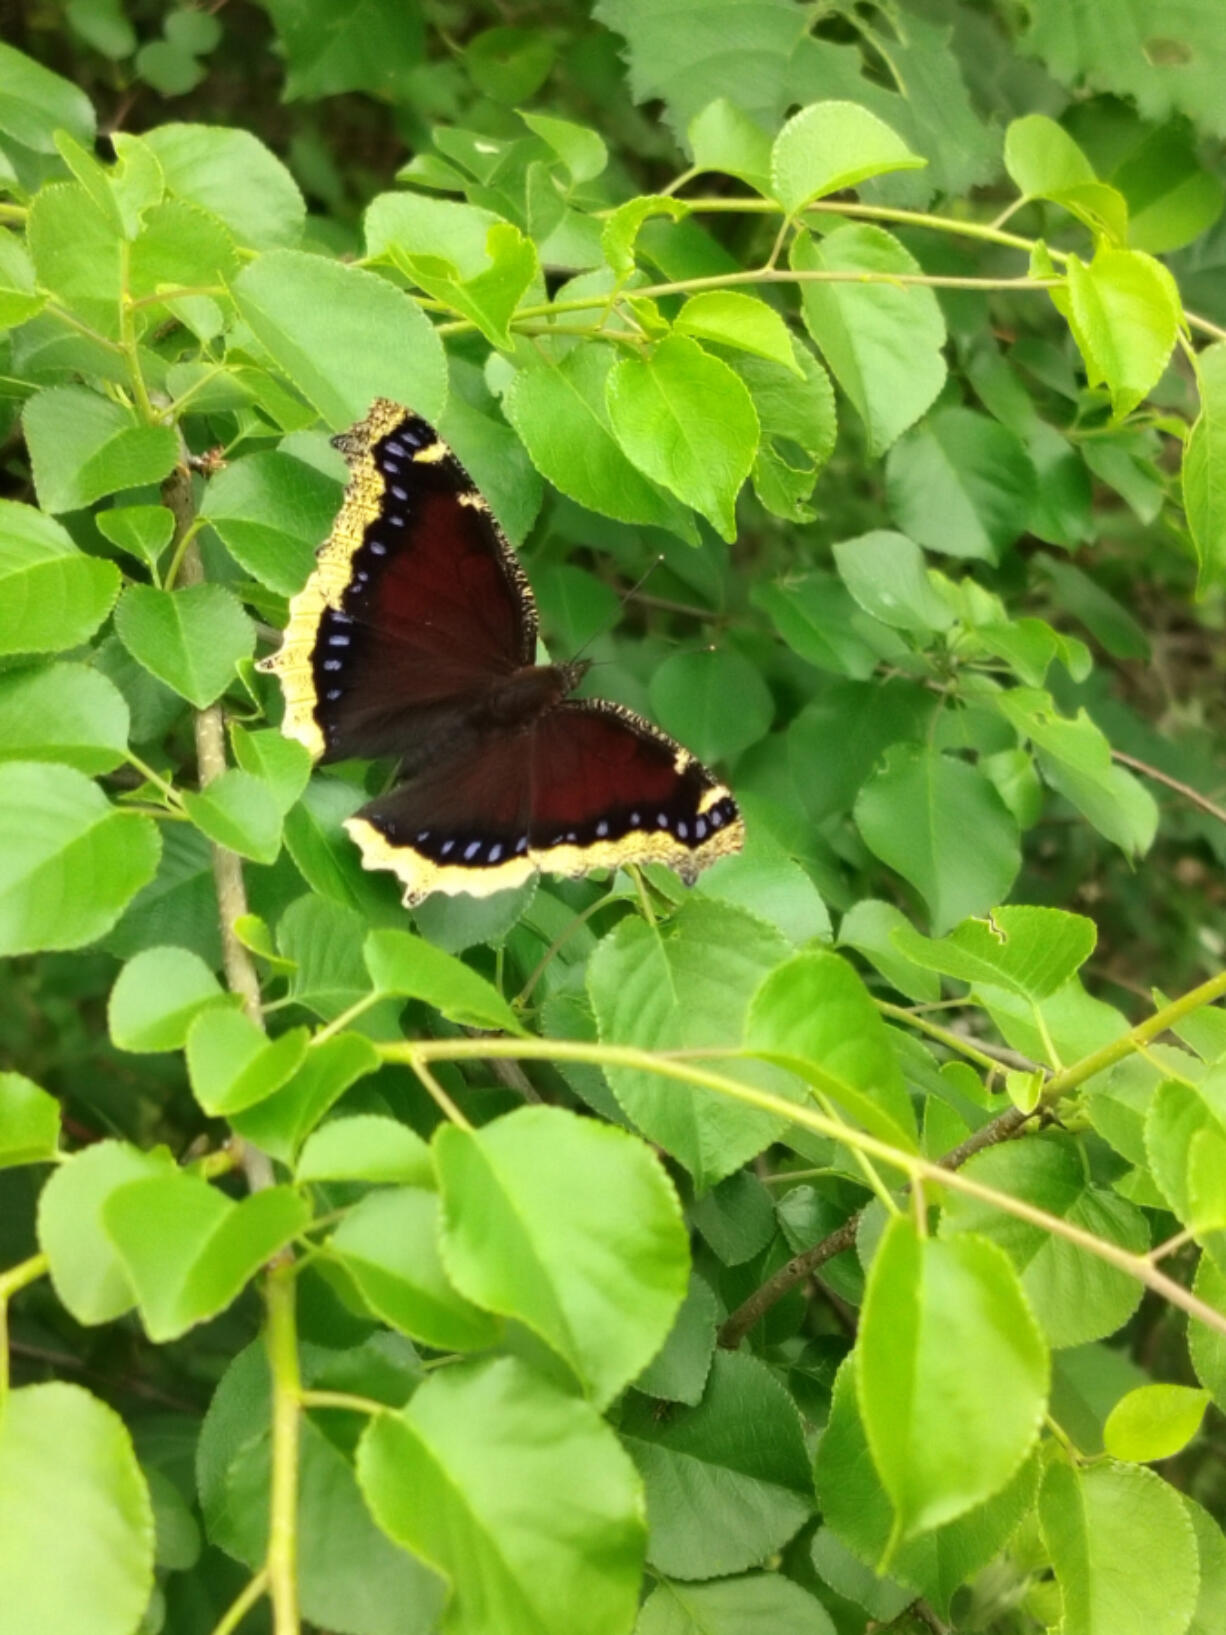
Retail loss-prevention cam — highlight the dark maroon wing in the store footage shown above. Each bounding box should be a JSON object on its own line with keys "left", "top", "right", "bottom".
{"left": 344, "top": 698, "right": 744, "bottom": 905}
{"left": 265, "top": 399, "right": 537, "bottom": 765}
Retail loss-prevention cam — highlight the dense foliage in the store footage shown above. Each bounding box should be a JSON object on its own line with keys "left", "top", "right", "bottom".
{"left": 3, "top": 4, "right": 1226, "bottom": 1633}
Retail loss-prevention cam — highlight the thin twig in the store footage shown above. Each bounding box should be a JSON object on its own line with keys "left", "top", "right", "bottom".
{"left": 1112, "top": 749, "right": 1226, "bottom": 827}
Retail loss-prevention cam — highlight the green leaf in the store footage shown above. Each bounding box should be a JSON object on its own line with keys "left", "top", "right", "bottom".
{"left": 1185, "top": 1496, "right": 1226, "bottom": 1635}
{"left": 95, "top": 505, "right": 175, "bottom": 571}
{"left": 233, "top": 249, "right": 447, "bottom": 429}
{"left": 183, "top": 768, "right": 283, "bottom": 864}
{"left": 0, "top": 229, "right": 44, "bottom": 328}
{"left": 329, "top": 1187, "right": 502, "bottom": 1351}
{"left": 1004, "top": 113, "right": 1096, "bottom": 200}
{"left": 853, "top": 746, "right": 1021, "bottom": 934}
{"left": 263, "top": 0, "right": 424, "bottom": 100}
{"left": 0, "top": 762, "right": 160, "bottom": 955}
{"left": 465, "top": 28, "right": 554, "bottom": 105}
{"left": 687, "top": 98, "right": 773, "bottom": 191}
{"left": 230, "top": 1030, "right": 380, "bottom": 1162}
{"left": 730, "top": 341, "right": 836, "bottom": 522}
{"left": 771, "top": 101, "right": 923, "bottom": 212}
{"left": 1190, "top": 1255, "right": 1226, "bottom": 1410}
{"left": 143, "top": 123, "right": 305, "bottom": 248}
{"left": 22, "top": 387, "right": 177, "bottom": 515}
{"left": 519, "top": 109, "right": 607, "bottom": 182}
{"left": 587, "top": 899, "right": 800, "bottom": 1189}
{"left": 599, "top": 195, "right": 689, "bottom": 279}
{"left": 37, "top": 1140, "right": 175, "bottom": 1324}
{"left": 838, "top": 899, "right": 941, "bottom": 1004}
{"left": 674, "top": 291, "right": 800, "bottom": 373}
{"left": 0, "top": 661, "right": 128, "bottom": 775}
{"left": 648, "top": 647, "right": 773, "bottom": 764}
{"left": 0, "top": 502, "right": 120, "bottom": 656}
{"left": 606, "top": 335, "right": 758, "bottom": 540}
{"left": 0, "top": 42, "right": 95, "bottom": 152}
{"left": 436, "top": 1105, "right": 689, "bottom": 1407}
{"left": 295, "top": 1114, "right": 432, "bottom": 1185}
{"left": 892, "top": 906, "right": 1096, "bottom": 1002}
{"left": 136, "top": 40, "right": 205, "bottom": 96}
{"left": 752, "top": 574, "right": 885, "bottom": 679}
{"left": 977, "top": 977, "right": 1127, "bottom": 1070}
{"left": 66, "top": 0, "right": 136, "bottom": 57}
{"left": 103, "top": 1174, "right": 308, "bottom": 1341}
{"left": 815, "top": 1360, "right": 1041, "bottom": 1616}
{"left": 0, "top": 1072, "right": 59, "bottom": 1167}
{"left": 619, "top": 1350, "right": 812, "bottom": 1578}
{"left": 109, "top": 945, "right": 228, "bottom": 1052}
{"left": 793, "top": 225, "right": 946, "bottom": 456}
{"left": 363, "top": 927, "right": 523, "bottom": 1033}
{"left": 637, "top": 1575, "right": 836, "bottom": 1635}
{"left": 1063, "top": 246, "right": 1182, "bottom": 420}
{"left": 504, "top": 344, "right": 698, "bottom": 540}
{"left": 940, "top": 1132, "right": 1149, "bottom": 1348}
{"left": 114, "top": 582, "right": 255, "bottom": 708}
{"left": 0, "top": 1384, "right": 153, "bottom": 1635}
{"left": 1104, "top": 1383, "right": 1209, "bottom": 1462}
{"left": 1039, "top": 1458, "right": 1199, "bottom": 1635}
{"left": 885, "top": 407, "right": 1036, "bottom": 563}
{"left": 832, "top": 530, "right": 954, "bottom": 633}
{"left": 789, "top": 678, "right": 930, "bottom": 824}
{"left": 231, "top": 724, "right": 312, "bottom": 815}
{"left": 1185, "top": 341, "right": 1226, "bottom": 595}
{"left": 25, "top": 182, "right": 122, "bottom": 336}
{"left": 358, "top": 1357, "right": 645, "bottom": 1635}
{"left": 202, "top": 449, "right": 341, "bottom": 596}
{"left": 746, "top": 949, "right": 917, "bottom": 1150}
{"left": 635, "top": 1274, "right": 718, "bottom": 1406}
{"left": 1115, "top": 124, "right": 1225, "bottom": 255}
{"left": 695, "top": 805, "right": 831, "bottom": 947}
{"left": 858, "top": 1215, "right": 1047, "bottom": 1543}
{"left": 185, "top": 1008, "right": 310, "bottom": 1116}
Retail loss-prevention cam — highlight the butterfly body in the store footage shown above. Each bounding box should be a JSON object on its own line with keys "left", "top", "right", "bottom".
{"left": 261, "top": 399, "right": 744, "bottom": 905}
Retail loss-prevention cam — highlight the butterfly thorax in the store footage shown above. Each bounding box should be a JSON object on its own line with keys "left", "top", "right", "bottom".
{"left": 476, "top": 659, "right": 590, "bottom": 731}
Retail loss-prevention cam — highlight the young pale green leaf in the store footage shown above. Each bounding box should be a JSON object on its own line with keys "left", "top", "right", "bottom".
{"left": 891, "top": 906, "right": 1096, "bottom": 1002}
{"left": 0, "top": 762, "right": 160, "bottom": 955}
{"left": 330, "top": 1187, "right": 502, "bottom": 1351}
{"left": 95, "top": 505, "right": 175, "bottom": 571}
{"left": 129, "top": 198, "right": 238, "bottom": 312}
{"left": 0, "top": 501, "right": 120, "bottom": 656}
{"left": 587, "top": 899, "right": 801, "bottom": 1189}
{"left": 0, "top": 662, "right": 128, "bottom": 775}
{"left": 793, "top": 225, "right": 946, "bottom": 456}
{"left": 0, "top": 1384, "right": 153, "bottom": 1635}
{"left": 940, "top": 1132, "right": 1149, "bottom": 1348}
{"left": 37, "top": 1140, "right": 175, "bottom": 1325}
{"left": 295, "top": 1114, "right": 432, "bottom": 1186}
{"left": 1184, "top": 341, "right": 1226, "bottom": 596}
{"left": 1103, "top": 1383, "right": 1209, "bottom": 1463}
{"left": 230, "top": 1030, "right": 380, "bottom": 1163}
{"left": 637, "top": 1574, "right": 836, "bottom": 1635}
{"left": 771, "top": 101, "right": 923, "bottom": 213}
{"left": 885, "top": 407, "right": 1037, "bottom": 562}
{"left": 600, "top": 194, "right": 689, "bottom": 279}
{"left": 1063, "top": 247, "right": 1182, "bottom": 419}
{"left": 103, "top": 1175, "right": 309, "bottom": 1341}
{"left": 1004, "top": 113, "right": 1096, "bottom": 199}
{"left": 731, "top": 341, "right": 836, "bottom": 522}
{"left": 745, "top": 949, "right": 917, "bottom": 1150}
{"left": 230, "top": 725, "right": 312, "bottom": 815}
{"left": 635, "top": 1274, "right": 718, "bottom": 1406}
{"left": 519, "top": 109, "right": 607, "bottom": 181}
{"left": 503, "top": 344, "right": 698, "bottom": 541}
{"left": 436, "top": 1104, "right": 689, "bottom": 1408}
{"left": 815, "top": 1361, "right": 1041, "bottom": 1616}
{"left": 1039, "top": 1459, "right": 1199, "bottom": 1635}
{"left": 858, "top": 1216, "right": 1048, "bottom": 1543}
{"left": 619, "top": 1350, "right": 812, "bottom": 1578}
{"left": 185, "top": 1008, "right": 309, "bottom": 1116}
{"left": 143, "top": 123, "right": 305, "bottom": 249}
{"left": 687, "top": 98, "right": 773, "bottom": 191}
{"left": 648, "top": 647, "right": 773, "bottom": 763}
{"left": 0, "top": 1072, "right": 60, "bottom": 1167}
{"left": 674, "top": 291, "right": 800, "bottom": 373}
{"left": 22, "top": 387, "right": 177, "bottom": 515}
{"left": 357, "top": 1357, "right": 645, "bottom": 1635}
{"left": 377, "top": 202, "right": 539, "bottom": 351}
{"left": 114, "top": 582, "right": 255, "bottom": 708}
{"left": 25, "top": 181, "right": 123, "bottom": 335}
{"left": 606, "top": 335, "right": 758, "bottom": 540}
{"left": 838, "top": 899, "right": 942, "bottom": 1004}
{"left": 0, "top": 230, "right": 44, "bottom": 328}
{"left": 109, "top": 945, "right": 228, "bottom": 1052}
{"left": 363, "top": 927, "right": 523, "bottom": 1033}
{"left": 1184, "top": 1496, "right": 1226, "bottom": 1635}
{"left": 233, "top": 249, "right": 447, "bottom": 429}
{"left": 183, "top": 768, "right": 283, "bottom": 865}
{"left": 854, "top": 746, "right": 1022, "bottom": 935}
{"left": 832, "top": 530, "right": 954, "bottom": 633}
{"left": 0, "top": 41, "right": 95, "bottom": 151}
{"left": 201, "top": 450, "right": 341, "bottom": 596}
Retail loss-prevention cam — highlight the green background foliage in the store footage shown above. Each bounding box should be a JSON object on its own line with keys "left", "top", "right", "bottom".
{"left": 3, "top": 4, "right": 1226, "bottom": 1634}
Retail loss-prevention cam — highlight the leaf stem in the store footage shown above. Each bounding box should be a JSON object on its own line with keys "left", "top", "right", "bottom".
{"left": 299, "top": 1388, "right": 391, "bottom": 1417}
{"left": 876, "top": 999, "right": 1010, "bottom": 1077}
{"left": 0, "top": 1252, "right": 50, "bottom": 1408}
{"left": 209, "top": 1567, "right": 269, "bottom": 1635}
{"left": 264, "top": 1260, "right": 301, "bottom": 1635}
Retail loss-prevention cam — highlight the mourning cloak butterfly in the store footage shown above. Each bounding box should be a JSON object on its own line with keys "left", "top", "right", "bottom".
{"left": 260, "top": 398, "right": 745, "bottom": 905}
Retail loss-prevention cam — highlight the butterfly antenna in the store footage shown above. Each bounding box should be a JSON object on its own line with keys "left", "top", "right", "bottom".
{"left": 568, "top": 555, "right": 667, "bottom": 666}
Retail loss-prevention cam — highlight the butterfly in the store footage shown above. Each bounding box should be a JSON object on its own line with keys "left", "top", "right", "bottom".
{"left": 260, "top": 398, "right": 745, "bottom": 906}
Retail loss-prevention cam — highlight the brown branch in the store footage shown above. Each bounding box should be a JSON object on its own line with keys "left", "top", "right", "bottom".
{"left": 1112, "top": 749, "right": 1226, "bottom": 827}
